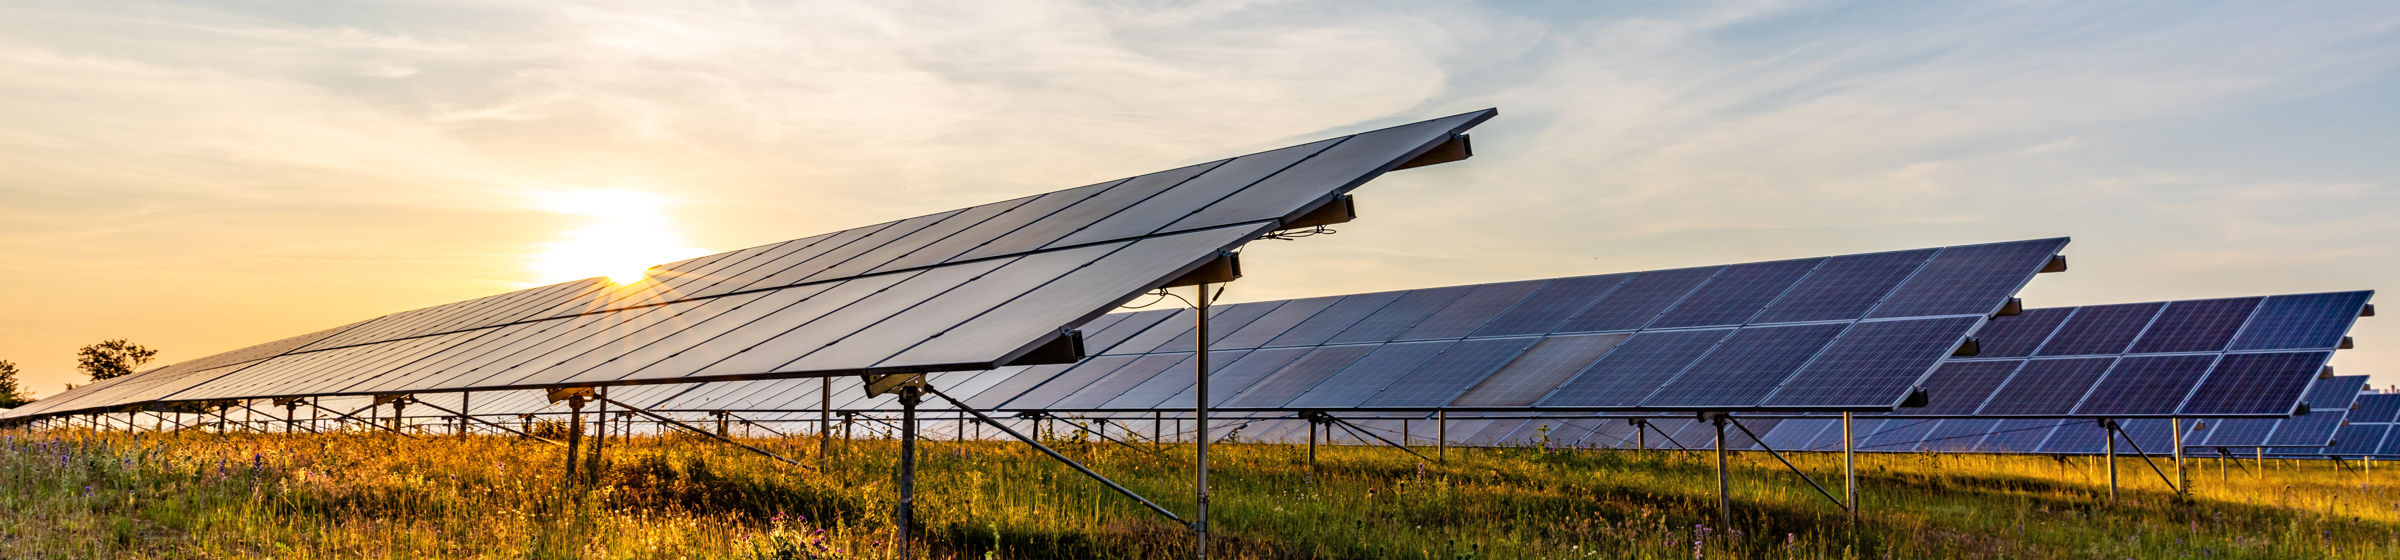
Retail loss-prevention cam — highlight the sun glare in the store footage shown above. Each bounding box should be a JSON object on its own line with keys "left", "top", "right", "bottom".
{"left": 527, "top": 189, "right": 706, "bottom": 286}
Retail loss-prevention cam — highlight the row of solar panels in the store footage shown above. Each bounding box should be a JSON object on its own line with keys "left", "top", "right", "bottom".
{"left": 2, "top": 111, "right": 1499, "bottom": 420}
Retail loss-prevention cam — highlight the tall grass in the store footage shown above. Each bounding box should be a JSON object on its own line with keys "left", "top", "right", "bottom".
{"left": 3, "top": 425, "right": 2395, "bottom": 559}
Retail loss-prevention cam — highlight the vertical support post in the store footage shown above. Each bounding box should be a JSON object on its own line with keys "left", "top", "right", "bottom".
{"left": 2255, "top": 447, "right": 2264, "bottom": 481}
{"left": 821, "top": 377, "right": 833, "bottom": 469}
{"left": 1842, "top": 412, "right": 1858, "bottom": 524}
{"left": 1191, "top": 283, "right": 1213, "bottom": 560}
{"left": 285, "top": 402, "right": 300, "bottom": 434}
{"left": 1713, "top": 415, "right": 1731, "bottom": 530}
{"left": 1402, "top": 419, "right": 1411, "bottom": 448}
{"left": 458, "top": 392, "right": 471, "bottom": 437}
{"left": 2171, "top": 417, "right": 2186, "bottom": 497}
{"left": 591, "top": 389, "right": 609, "bottom": 477}
{"left": 389, "top": 400, "right": 405, "bottom": 434}
{"left": 716, "top": 412, "right": 729, "bottom": 437}
{"left": 2104, "top": 420, "right": 2119, "bottom": 503}
{"left": 1437, "top": 410, "right": 1448, "bottom": 463}
{"left": 1307, "top": 415, "right": 1319, "bottom": 482}
{"left": 565, "top": 397, "right": 587, "bottom": 481}
{"left": 895, "top": 387, "right": 921, "bottom": 559}
{"left": 1635, "top": 419, "right": 1647, "bottom": 457}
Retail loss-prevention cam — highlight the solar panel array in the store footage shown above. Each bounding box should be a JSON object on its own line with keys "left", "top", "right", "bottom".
{"left": 2324, "top": 394, "right": 2400, "bottom": 458}
{"left": 4, "top": 109, "right": 1497, "bottom": 420}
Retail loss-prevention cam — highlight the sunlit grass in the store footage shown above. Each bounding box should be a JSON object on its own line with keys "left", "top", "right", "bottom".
{"left": 4, "top": 425, "right": 2396, "bottom": 558}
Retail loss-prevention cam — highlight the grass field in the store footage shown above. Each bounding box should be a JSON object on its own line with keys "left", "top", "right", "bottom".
{"left": 4, "top": 425, "right": 2397, "bottom": 559}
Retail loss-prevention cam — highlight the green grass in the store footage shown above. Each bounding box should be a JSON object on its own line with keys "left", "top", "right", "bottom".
{"left": 4, "top": 425, "right": 2398, "bottom": 559}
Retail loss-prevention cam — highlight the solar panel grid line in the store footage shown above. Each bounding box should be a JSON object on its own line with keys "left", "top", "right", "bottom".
{"left": 688, "top": 225, "right": 896, "bottom": 302}
{"left": 477, "top": 295, "right": 767, "bottom": 390}
{"left": 782, "top": 241, "right": 1138, "bottom": 372}
{"left": 1393, "top": 280, "right": 1548, "bottom": 342}
{"left": 1284, "top": 341, "right": 1453, "bottom": 409}
{"left": 1865, "top": 238, "right": 2070, "bottom": 320}
{"left": 397, "top": 299, "right": 702, "bottom": 393}
{"left": 653, "top": 235, "right": 835, "bottom": 304}
{"left": 939, "top": 172, "right": 1185, "bottom": 264}
{"left": 1043, "top": 139, "right": 1340, "bottom": 250}
{"left": 744, "top": 211, "right": 965, "bottom": 293}
{"left": 1638, "top": 322, "right": 1849, "bottom": 409}
{"left": 1327, "top": 286, "right": 1473, "bottom": 345}
{"left": 661, "top": 261, "right": 1012, "bottom": 380}
{"left": 1566, "top": 266, "right": 1725, "bottom": 334}
{"left": 1101, "top": 309, "right": 1196, "bottom": 356}
{"left": 802, "top": 198, "right": 1036, "bottom": 284}
{"left": 865, "top": 185, "right": 1112, "bottom": 275}
{"left": 1750, "top": 249, "right": 1940, "bottom": 324}
{"left": 568, "top": 273, "right": 920, "bottom": 385}
{"left": 1466, "top": 275, "right": 1629, "bottom": 338}
{"left": 1267, "top": 292, "right": 1406, "bottom": 348}
{"left": 1531, "top": 328, "right": 1733, "bottom": 408}
{"left": 1646, "top": 258, "right": 1825, "bottom": 329}
{"left": 2069, "top": 353, "right": 2222, "bottom": 417}
{"left": 1212, "top": 297, "right": 1341, "bottom": 349}
{"left": 283, "top": 331, "right": 498, "bottom": 397}
{"left": 1757, "top": 316, "right": 1986, "bottom": 409}
{"left": 1357, "top": 336, "right": 1540, "bottom": 408}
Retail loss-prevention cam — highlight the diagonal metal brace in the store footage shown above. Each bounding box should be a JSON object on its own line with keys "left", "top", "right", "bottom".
{"left": 598, "top": 396, "right": 813, "bottom": 471}
{"left": 925, "top": 387, "right": 1185, "bottom": 525}
{"left": 1322, "top": 415, "right": 1438, "bottom": 464}
{"left": 2110, "top": 425, "right": 2180, "bottom": 492}
{"left": 304, "top": 400, "right": 422, "bottom": 440}
{"left": 237, "top": 401, "right": 317, "bottom": 434}
{"left": 1729, "top": 418, "right": 1848, "bottom": 510}
{"left": 1642, "top": 419, "right": 1693, "bottom": 452}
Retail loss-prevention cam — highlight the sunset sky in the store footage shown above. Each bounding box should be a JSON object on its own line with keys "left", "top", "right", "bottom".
{"left": 2, "top": 1, "right": 2395, "bottom": 398}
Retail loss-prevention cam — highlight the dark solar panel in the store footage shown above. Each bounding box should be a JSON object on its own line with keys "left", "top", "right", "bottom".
{"left": 1395, "top": 280, "right": 1547, "bottom": 341}
{"left": 1750, "top": 249, "right": 1936, "bottom": 324}
{"left": 1049, "top": 354, "right": 1191, "bottom": 410}
{"left": 2231, "top": 292, "right": 2374, "bottom": 350}
{"left": 1921, "top": 419, "right": 2002, "bottom": 452}
{"left": 1859, "top": 419, "right": 1939, "bottom": 451}
{"left": 1643, "top": 323, "right": 1847, "bottom": 409}
{"left": 1212, "top": 297, "right": 1339, "bottom": 350}
{"left": 1868, "top": 238, "right": 2067, "bottom": 319}
{"left": 1764, "top": 316, "right": 1983, "bottom": 408}
{"left": 1649, "top": 258, "right": 1822, "bottom": 329}
{"left": 1798, "top": 419, "right": 1861, "bottom": 451}
{"left": 1535, "top": 329, "right": 1731, "bottom": 408}
{"left": 1974, "top": 420, "right": 2067, "bottom": 453}
{"left": 1968, "top": 308, "right": 2073, "bottom": 359}
{"left": 1977, "top": 358, "right": 2114, "bottom": 415}
{"left": 1469, "top": 275, "right": 1627, "bottom": 337}
{"left": 1170, "top": 347, "right": 1312, "bottom": 408}
{"left": 1285, "top": 341, "right": 1452, "bottom": 408}
{"left": 1265, "top": 292, "right": 1402, "bottom": 348}
{"left": 2035, "top": 421, "right": 2108, "bottom": 454}
{"left": 2193, "top": 418, "right": 2277, "bottom": 448}
{"left": 2261, "top": 375, "right": 2370, "bottom": 447}
{"left": 2128, "top": 297, "right": 2262, "bottom": 353}
{"left": 1449, "top": 334, "right": 1629, "bottom": 407}
{"left": 1898, "top": 361, "right": 2021, "bottom": 416}
{"left": 1150, "top": 301, "right": 1282, "bottom": 353}
{"left": 1165, "top": 111, "right": 1495, "bottom": 233}
{"left": 1552, "top": 267, "right": 1719, "bottom": 333}
{"left": 1221, "top": 345, "right": 1378, "bottom": 408}
{"left": 1047, "top": 140, "right": 1337, "bottom": 249}
{"left": 1003, "top": 355, "right": 1139, "bottom": 411}
{"left": 1328, "top": 287, "right": 1471, "bottom": 345}
{"left": 1362, "top": 337, "right": 1540, "bottom": 407}
{"left": 1083, "top": 310, "right": 1175, "bottom": 355}
{"left": 2071, "top": 355, "right": 2216, "bottom": 416}
{"left": 2116, "top": 419, "right": 2182, "bottom": 454}
{"left": 2354, "top": 395, "right": 2400, "bottom": 424}
{"left": 2177, "top": 351, "right": 2329, "bottom": 416}
{"left": 1104, "top": 308, "right": 1195, "bottom": 356}
{"left": 1758, "top": 419, "right": 1834, "bottom": 451}
{"left": 2036, "top": 303, "right": 2164, "bottom": 356}
{"left": 1098, "top": 351, "right": 1235, "bottom": 410}
{"left": 2327, "top": 425, "right": 2389, "bottom": 456}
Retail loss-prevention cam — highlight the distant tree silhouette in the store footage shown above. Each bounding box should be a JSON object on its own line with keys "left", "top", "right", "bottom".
{"left": 0, "top": 360, "right": 29, "bottom": 408}
{"left": 76, "top": 339, "right": 157, "bottom": 382}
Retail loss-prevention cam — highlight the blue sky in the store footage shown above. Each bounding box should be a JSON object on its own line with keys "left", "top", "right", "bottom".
{"left": 1, "top": 1, "right": 2394, "bottom": 395}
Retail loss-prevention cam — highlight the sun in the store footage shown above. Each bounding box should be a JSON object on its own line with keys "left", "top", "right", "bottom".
{"left": 527, "top": 189, "right": 706, "bottom": 286}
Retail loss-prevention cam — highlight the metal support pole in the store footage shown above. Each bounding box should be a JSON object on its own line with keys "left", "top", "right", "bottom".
{"left": 458, "top": 392, "right": 471, "bottom": 437}
{"left": 2104, "top": 421, "right": 2119, "bottom": 503}
{"left": 566, "top": 397, "right": 586, "bottom": 481}
{"left": 821, "top": 377, "right": 833, "bottom": 469}
{"left": 1636, "top": 419, "right": 1647, "bottom": 456}
{"left": 1192, "top": 283, "right": 1213, "bottom": 560}
{"left": 1307, "top": 415, "right": 1320, "bottom": 482}
{"left": 1842, "top": 412, "right": 1858, "bottom": 524}
{"left": 1714, "top": 415, "right": 1731, "bottom": 530}
{"left": 591, "top": 388, "right": 609, "bottom": 476}
{"left": 389, "top": 400, "right": 405, "bottom": 434}
{"left": 1437, "top": 409, "right": 1448, "bottom": 463}
{"left": 896, "top": 387, "right": 921, "bottom": 559}
{"left": 2172, "top": 417, "right": 2186, "bottom": 497}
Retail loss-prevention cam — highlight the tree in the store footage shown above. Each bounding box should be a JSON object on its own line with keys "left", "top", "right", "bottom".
{"left": 76, "top": 339, "right": 157, "bottom": 382}
{"left": 0, "top": 360, "right": 28, "bottom": 408}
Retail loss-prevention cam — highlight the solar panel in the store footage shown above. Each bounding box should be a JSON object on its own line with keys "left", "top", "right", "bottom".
{"left": 1360, "top": 337, "right": 1539, "bottom": 407}
{"left": 1048, "top": 354, "right": 1191, "bottom": 410}
{"left": 1920, "top": 419, "right": 2002, "bottom": 452}
{"left": 2034, "top": 421, "right": 2107, "bottom": 454}
{"left": 1641, "top": 323, "right": 1846, "bottom": 408}
{"left": 1868, "top": 238, "right": 2070, "bottom": 319}
{"left": 1099, "top": 351, "right": 1239, "bottom": 410}
{"left": 1149, "top": 301, "right": 1281, "bottom": 354}
{"left": 1327, "top": 287, "right": 1472, "bottom": 345}
{"left": 2231, "top": 292, "right": 2375, "bottom": 350}
{"left": 1757, "top": 418, "right": 1834, "bottom": 451}
{"left": 1859, "top": 419, "right": 1939, "bottom": 451}
{"left": 2128, "top": 298, "right": 2261, "bottom": 353}
{"left": 1212, "top": 297, "right": 1340, "bottom": 349}
{"left": 1160, "top": 347, "right": 1312, "bottom": 409}
{"left": 1102, "top": 308, "right": 1196, "bottom": 356}
{"left": 1394, "top": 281, "right": 1546, "bottom": 341}
{"left": 1448, "top": 334, "right": 1628, "bottom": 407}
{"left": 2069, "top": 355, "right": 2217, "bottom": 416}
{"left": 1284, "top": 341, "right": 1452, "bottom": 408}
{"left": 1469, "top": 275, "right": 1626, "bottom": 338}
{"left": 2036, "top": 303, "right": 2164, "bottom": 356}
{"left": 1648, "top": 258, "right": 1821, "bottom": 329}
{"left": 2327, "top": 425, "right": 2389, "bottom": 457}
{"left": 2177, "top": 352, "right": 2330, "bottom": 416}
{"left": 1976, "top": 358, "right": 2115, "bottom": 416}
{"left": 1763, "top": 316, "right": 1984, "bottom": 408}
{"left": 1535, "top": 329, "right": 1730, "bottom": 408}
{"left": 1551, "top": 267, "right": 1718, "bottom": 333}
{"left": 1220, "top": 345, "right": 1378, "bottom": 408}
{"left": 1896, "top": 361, "right": 2021, "bottom": 416}
{"left": 1265, "top": 292, "right": 1403, "bottom": 348}
{"left": 1974, "top": 419, "right": 2070, "bottom": 453}
{"left": 1969, "top": 308, "right": 2072, "bottom": 359}
{"left": 1750, "top": 249, "right": 1937, "bottom": 324}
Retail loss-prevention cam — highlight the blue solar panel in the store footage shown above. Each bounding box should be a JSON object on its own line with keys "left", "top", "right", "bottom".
{"left": 1098, "top": 350, "right": 1239, "bottom": 409}
{"left": 1212, "top": 297, "right": 1339, "bottom": 349}
{"left": 1868, "top": 238, "right": 2067, "bottom": 319}
{"left": 1860, "top": 419, "right": 1939, "bottom": 451}
{"left": 2177, "top": 351, "right": 2329, "bottom": 416}
{"left": 1103, "top": 308, "right": 1194, "bottom": 356}
{"left": 1758, "top": 419, "right": 1834, "bottom": 451}
{"left": 2035, "top": 421, "right": 2107, "bottom": 454}
{"left": 1450, "top": 334, "right": 1629, "bottom": 407}
{"left": 1799, "top": 419, "right": 1864, "bottom": 451}
{"left": 1047, "top": 354, "right": 1191, "bottom": 410}
{"left": 1552, "top": 267, "right": 1720, "bottom": 333}
{"left": 1328, "top": 287, "right": 1471, "bottom": 345}
{"left": 1751, "top": 249, "right": 1936, "bottom": 324}
{"left": 1764, "top": 316, "right": 1983, "bottom": 408}
{"left": 2071, "top": 355, "right": 2217, "bottom": 416}
{"left": 2328, "top": 425, "right": 2389, "bottom": 456}
{"left": 2194, "top": 418, "right": 2277, "bottom": 448}
{"left": 1158, "top": 346, "right": 1310, "bottom": 409}
{"left": 1362, "top": 337, "right": 1539, "bottom": 407}
{"left": 2230, "top": 292, "right": 2373, "bottom": 350}
{"left": 2354, "top": 395, "right": 2400, "bottom": 424}
{"left": 1969, "top": 308, "right": 2072, "bottom": 359}
{"left": 1978, "top": 358, "right": 2114, "bottom": 415}
{"left": 1921, "top": 419, "right": 2003, "bottom": 452}
{"left": 1082, "top": 310, "right": 1172, "bottom": 354}
{"left": 1395, "top": 281, "right": 1546, "bottom": 341}
{"left": 1285, "top": 341, "right": 1453, "bottom": 408}
{"left": 1898, "top": 361, "right": 2021, "bottom": 416}
{"left": 1975, "top": 420, "right": 2068, "bottom": 453}
{"left": 2036, "top": 303, "right": 2163, "bottom": 356}
{"left": 2261, "top": 375, "right": 2371, "bottom": 447}
{"left": 2376, "top": 431, "right": 2400, "bottom": 457}
{"left": 2116, "top": 419, "right": 2182, "bottom": 454}
{"left": 1151, "top": 302, "right": 1283, "bottom": 353}
{"left": 1643, "top": 323, "right": 1847, "bottom": 408}
{"left": 1264, "top": 292, "right": 1402, "bottom": 348}
{"left": 1649, "top": 259, "right": 1822, "bottom": 328}
{"left": 2128, "top": 297, "right": 2261, "bottom": 353}
{"left": 1221, "top": 345, "right": 1377, "bottom": 408}
{"left": 1469, "top": 275, "right": 1627, "bottom": 337}
{"left": 1535, "top": 329, "right": 1731, "bottom": 408}
{"left": 1002, "top": 355, "right": 1140, "bottom": 410}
